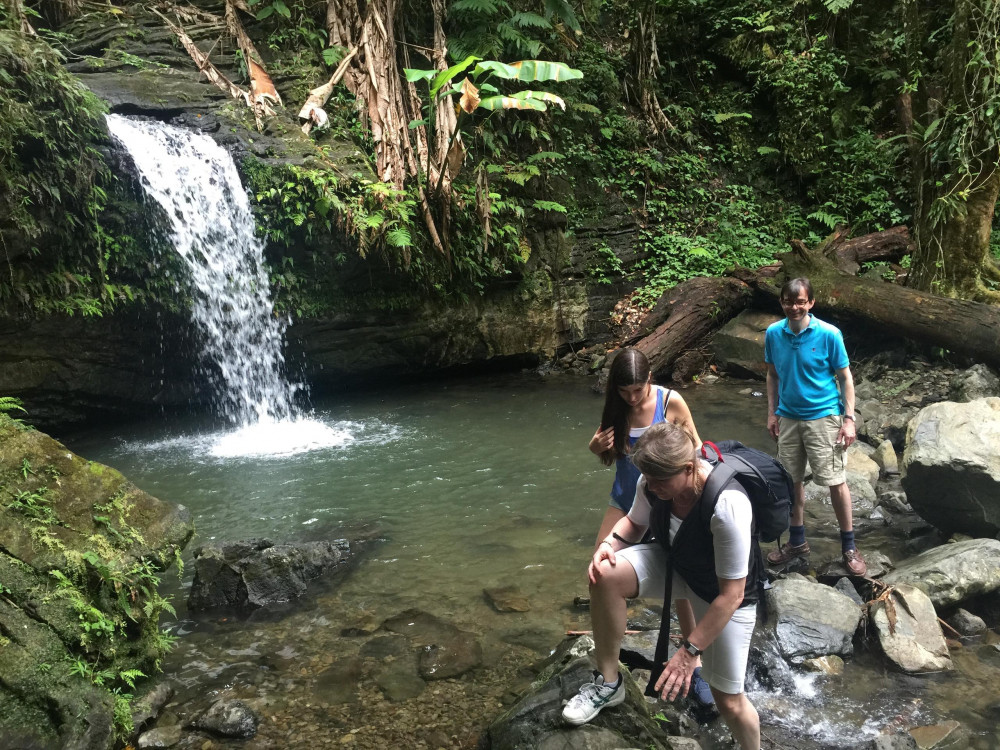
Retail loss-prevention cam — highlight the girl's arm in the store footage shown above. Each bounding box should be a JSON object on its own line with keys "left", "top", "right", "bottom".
{"left": 589, "top": 424, "right": 614, "bottom": 456}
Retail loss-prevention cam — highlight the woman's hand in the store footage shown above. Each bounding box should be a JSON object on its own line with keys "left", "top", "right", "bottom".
{"left": 654, "top": 647, "right": 699, "bottom": 701}
{"left": 589, "top": 425, "right": 614, "bottom": 455}
{"left": 587, "top": 541, "right": 616, "bottom": 585}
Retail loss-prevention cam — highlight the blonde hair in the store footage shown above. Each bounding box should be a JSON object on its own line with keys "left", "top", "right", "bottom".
{"left": 631, "top": 422, "right": 703, "bottom": 495}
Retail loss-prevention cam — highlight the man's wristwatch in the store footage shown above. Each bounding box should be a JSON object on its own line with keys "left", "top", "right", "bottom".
{"left": 843, "top": 414, "right": 855, "bottom": 421}
{"left": 681, "top": 639, "right": 703, "bottom": 657}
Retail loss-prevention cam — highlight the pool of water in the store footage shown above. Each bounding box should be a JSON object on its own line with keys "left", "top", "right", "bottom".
{"left": 65, "top": 373, "right": 1000, "bottom": 749}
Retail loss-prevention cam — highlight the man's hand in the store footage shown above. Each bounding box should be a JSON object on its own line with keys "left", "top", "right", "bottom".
{"left": 767, "top": 414, "right": 780, "bottom": 440}
{"left": 837, "top": 417, "right": 856, "bottom": 448}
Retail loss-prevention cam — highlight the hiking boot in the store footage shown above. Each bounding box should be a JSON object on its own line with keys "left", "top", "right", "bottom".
{"left": 766, "top": 540, "right": 810, "bottom": 566}
{"left": 562, "top": 671, "right": 625, "bottom": 725}
{"left": 689, "top": 666, "right": 715, "bottom": 707}
{"left": 843, "top": 548, "right": 867, "bottom": 576}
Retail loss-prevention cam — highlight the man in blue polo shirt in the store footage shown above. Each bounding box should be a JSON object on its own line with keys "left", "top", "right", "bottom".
{"left": 764, "top": 277, "right": 866, "bottom": 576}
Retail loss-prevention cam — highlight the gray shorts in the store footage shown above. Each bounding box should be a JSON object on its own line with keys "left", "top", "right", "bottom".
{"left": 618, "top": 544, "right": 756, "bottom": 695}
{"left": 777, "top": 414, "right": 846, "bottom": 486}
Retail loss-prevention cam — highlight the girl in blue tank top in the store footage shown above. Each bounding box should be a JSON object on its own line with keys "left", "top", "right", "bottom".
{"left": 589, "top": 348, "right": 702, "bottom": 545}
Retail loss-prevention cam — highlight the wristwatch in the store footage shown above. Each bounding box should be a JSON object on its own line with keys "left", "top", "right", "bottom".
{"left": 681, "top": 639, "right": 703, "bottom": 657}
{"left": 843, "top": 414, "right": 855, "bottom": 421}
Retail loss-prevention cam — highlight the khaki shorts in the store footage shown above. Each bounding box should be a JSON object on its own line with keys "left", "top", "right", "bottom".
{"left": 777, "top": 414, "right": 845, "bottom": 486}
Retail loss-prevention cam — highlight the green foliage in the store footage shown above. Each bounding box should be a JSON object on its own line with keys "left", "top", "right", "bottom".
{"left": 448, "top": 0, "right": 581, "bottom": 60}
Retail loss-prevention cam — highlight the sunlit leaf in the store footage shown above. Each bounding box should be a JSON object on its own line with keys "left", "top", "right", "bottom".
{"left": 509, "top": 60, "right": 583, "bottom": 83}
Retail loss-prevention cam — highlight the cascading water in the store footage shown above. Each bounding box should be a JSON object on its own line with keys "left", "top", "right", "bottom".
{"left": 106, "top": 114, "right": 346, "bottom": 457}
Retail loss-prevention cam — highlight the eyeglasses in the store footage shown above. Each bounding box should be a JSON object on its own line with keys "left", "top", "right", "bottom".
{"left": 780, "top": 297, "right": 810, "bottom": 308}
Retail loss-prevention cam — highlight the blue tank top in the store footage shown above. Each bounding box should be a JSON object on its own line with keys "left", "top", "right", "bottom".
{"left": 610, "top": 386, "right": 671, "bottom": 512}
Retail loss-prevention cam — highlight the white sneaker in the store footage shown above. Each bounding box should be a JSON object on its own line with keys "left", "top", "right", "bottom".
{"left": 562, "top": 671, "right": 625, "bottom": 725}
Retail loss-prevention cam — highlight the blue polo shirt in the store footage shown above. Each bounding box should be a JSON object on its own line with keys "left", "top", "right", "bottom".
{"left": 764, "top": 314, "right": 849, "bottom": 420}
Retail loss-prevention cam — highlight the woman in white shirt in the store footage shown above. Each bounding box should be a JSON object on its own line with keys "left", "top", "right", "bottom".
{"left": 563, "top": 421, "right": 761, "bottom": 750}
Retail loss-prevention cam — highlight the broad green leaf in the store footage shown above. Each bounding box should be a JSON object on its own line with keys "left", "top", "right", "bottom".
{"left": 479, "top": 95, "right": 547, "bottom": 111}
{"left": 408, "top": 118, "right": 428, "bottom": 130}
{"left": 431, "top": 55, "right": 480, "bottom": 99}
{"left": 404, "top": 67, "right": 436, "bottom": 83}
{"left": 509, "top": 60, "right": 583, "bottom": 83}
{"left": 474, "top": 60, "right": 520, "bottom": 80}
{"left": 255, "top": 6, "right": 274, "bottom": 19}
{"left": 274, "top": 1, "right": 291, "bottom": 18}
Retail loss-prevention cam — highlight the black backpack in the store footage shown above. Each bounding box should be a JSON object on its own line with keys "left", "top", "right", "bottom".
{"left": 698, "top": 440, "right": 793, "bottom": 543}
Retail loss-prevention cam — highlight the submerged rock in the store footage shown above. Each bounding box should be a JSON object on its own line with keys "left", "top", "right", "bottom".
{"left": 763, "top": 577, "right": 863, "bottom": 662}
{"left": 189, "top": 699, "right": 259, "bottom": 739}
{"left": 901, "top": 399, "right": 1000, "bottom": 537}
{"left": 188, "top": 538, "right": 353, "bottom": 611}
{"left": 946, "top": 608, "right": 987, "bottom": 637}
{"left": 382, "top": 608, "right": 483, "bottom": 680}
{"left": 882, "top": 538, "right": 1000, "bottom": 608}
{"left": 477, "top": 636, "right": 671, "bottom": 749}
{"left": 484, "top": 585, "right": 532, "bottom": 612}
{"left": 871, "top": 583, "right": 952, "bottom": 673}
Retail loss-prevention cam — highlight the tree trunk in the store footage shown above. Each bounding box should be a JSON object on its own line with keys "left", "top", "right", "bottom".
{"left": 624, "top": 277, "right": 751, "bottom": 381}
{"left": 746, "top": 242, "right": 1000, "bottom": 370}
{"left": 627, "top": 0, "right": 672, "bottom": 134}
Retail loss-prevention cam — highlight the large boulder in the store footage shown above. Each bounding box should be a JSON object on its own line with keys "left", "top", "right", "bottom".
{"left": 948, "top": 364, "right": 1000, "bottom": 402}
{"left": 477, "top": 636, "right": 672, "bottom": 750}
{"left": 188, "top": 538, "right": 353, "bottom": 611}
{"left": 882, "top": 539, "right": 1000, "bottom": 608}
{"left": 901, "top": 399, "right": 1000, "bottom": 537}
{"left": 871, "top": 583, "right": 952, "bottom": 673}
{"left": 762, "top": 576, "right": 863, "bottom": 662}
{"left": 710, "top": 310, "right": 779, "bottom": 378}
{"left": 0, "top": 415, "right": 193, "bottom": 748}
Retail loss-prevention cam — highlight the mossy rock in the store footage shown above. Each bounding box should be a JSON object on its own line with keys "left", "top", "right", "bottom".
{"left": 0, "top": 413, "right": 194, "bottom": 747}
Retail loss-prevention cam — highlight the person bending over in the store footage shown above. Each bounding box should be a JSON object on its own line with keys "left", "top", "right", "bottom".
{"left": 563, "top": 422, "right": 761, "bottom": 750}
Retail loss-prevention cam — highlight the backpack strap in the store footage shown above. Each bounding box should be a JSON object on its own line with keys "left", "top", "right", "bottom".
{"left": 698, "top": 462, "right": 738, "bottom": 525}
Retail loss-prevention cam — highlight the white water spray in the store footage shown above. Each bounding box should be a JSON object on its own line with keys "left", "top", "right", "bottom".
{"left": 107, "top": 115, "right": 342, "bottom": 456}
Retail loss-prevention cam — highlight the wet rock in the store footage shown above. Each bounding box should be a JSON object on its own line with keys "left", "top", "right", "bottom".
{"left": 131, "top": 681, "right": 176, "bottom": 735}
{"left": 476, "top": 636, "right": 672, "bottom": 749}
{"left": 619, "top": 630, "right": 659, "bottom": 671}
{"left": 484, "top": 585, "right": 531, "bottom": 613}
{"left": 190, "top": 699, "right": 259, "bottom": 739}
{"left": 665, "top": 737, "right": 702, "bottom": 749}
{"left": 869, "top": 732, "right": 918, "bottom": 749}
{"left": 858, "top": 401, "right": 917, "bottom": 451}
{"left": 314, "top": 656, "right": 364, "bottom": 704}
{"left": 801, "top": 654, "right": 844, "bottom": 674}
{"left": 137, "top": 724, "right": 183, "bottom": 748}
{"left": 948, "top": 364, "right": 1000, "bottom": 402}
{"left": 341, "top": 611, "right": 380, "bottom": 636}
{"left": 873, "top": 440, "right": 900, "bottom": 476}
{"left": 908, "top": 720, "right": 967, "bottom": 749}
{"left": 418, "top": 632, "right": 484, "bottom": 680}
{"left": 747, "top": 635, "right": 798, "bottom": 693}
{"left": 946, "top": 609, "right": 987, "bottom": 637}
{"left": 188, "top": 538, "right": 352, "bottom": 612}
{"left": 502, "top": 628, "right": 563, "bottom": 654}
{"left": 901, "top": 399, "right": 1000, "bottom": 537}
{"left": 817, "top": 549, "right": 890, "bottom": 580}
{"left": 710, "top": 310, "right": 776, "bottom": 379}
{"left": 879, "top": 490, "right": 912, "bottom": 515}
{"left": 762, "top": 577, "right": 863, "bottom": 662}
{"left": 359, "top": 634, "right": 410, "bottom": 660}
{"left": 833, "top": 577, "right": 865, "bottom": 607}
{"left": 871, "top": 583, "right": 952, "bottom": 673}
{"left": 803, "top": 473, "right": 876, "bottom": 524}
{"left": 883, "top": 539, "right": 1000, "bottom": 608}
{"left": 375, "top": 662, "right": 426, "bottom": 702}
{"left": 847, "top": 447, "right": 881, "bottom": 486}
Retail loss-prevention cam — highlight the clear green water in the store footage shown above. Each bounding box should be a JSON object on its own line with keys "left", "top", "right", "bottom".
{"left": 64, "top": 373, "right": 1000, "bottom": 749}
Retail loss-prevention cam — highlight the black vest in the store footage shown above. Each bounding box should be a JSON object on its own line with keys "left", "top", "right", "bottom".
{"left": 648, "top": 479, "right": 761, "bottom": 607}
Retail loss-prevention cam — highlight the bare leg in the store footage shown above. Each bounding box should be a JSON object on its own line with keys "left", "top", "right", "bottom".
{"left": 790, "top": 481, "right": 806, "bottom": 527}
{"left": 589, "top": 557, "right": 639, "bottom": 682}
{"left": 594, "top": 506, "right": 626, "bottom": 549}
{"left": 829, "top": 482, "right": 854, "bottom": 532}
{"left": 713, "top": 689, "right": 761, "bottom": 750}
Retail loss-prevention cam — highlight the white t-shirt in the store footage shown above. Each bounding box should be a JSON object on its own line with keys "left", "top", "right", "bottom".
{"left": 627, "top": 461, "right": 752, "bottom": 580}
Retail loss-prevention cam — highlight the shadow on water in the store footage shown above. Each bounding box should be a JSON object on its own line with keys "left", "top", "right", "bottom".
{"left": 66, "top": 373, "right": 1000, "bottom": 748}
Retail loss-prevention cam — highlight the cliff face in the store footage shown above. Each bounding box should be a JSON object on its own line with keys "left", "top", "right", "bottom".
{"left": 0, "top": 5, "right": 644, "bottom": 431}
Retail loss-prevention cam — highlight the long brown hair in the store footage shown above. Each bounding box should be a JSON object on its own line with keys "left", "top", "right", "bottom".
{"left": 598, "top": 347, "right": 651, "bottom": 466}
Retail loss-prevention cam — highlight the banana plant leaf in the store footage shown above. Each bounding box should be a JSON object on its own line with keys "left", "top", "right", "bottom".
{"left": 509, "top": 60, "right": 583, "bottom": 83}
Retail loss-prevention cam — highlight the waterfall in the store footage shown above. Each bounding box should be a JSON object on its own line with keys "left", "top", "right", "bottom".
{"left": 106, "top": 114, "right": 299, "bottom": 426}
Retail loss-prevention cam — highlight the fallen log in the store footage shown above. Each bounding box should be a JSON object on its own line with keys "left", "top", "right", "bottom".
{"left": 624, "top": 276, "right": 752, "bottom": 381}
{"left": 741, "top": 238, "right": 1000, "bottom": 371}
